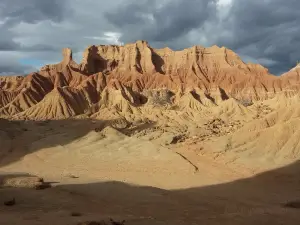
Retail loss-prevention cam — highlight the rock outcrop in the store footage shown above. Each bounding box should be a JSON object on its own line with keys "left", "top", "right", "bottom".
{"left": 0, "top": 40, "right": 299, "bottom": 120}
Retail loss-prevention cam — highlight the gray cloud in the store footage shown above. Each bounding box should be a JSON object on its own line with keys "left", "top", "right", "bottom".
{"left": 0, "top": 0, "right": 299, "bottom": 75}
{"left": 215, "top": 0, "right": 300, "bottom": 74}
{"left": 0, "top": 0, "right": 70, "bottom": 25}
{"left": 0, "top": 52, "right": 37, "bottom": 75}
{"left": 106, "top": 0, "right": 217, "bottom": 44}
{"left": 0, "top": 0, "right": 72, "bottom": 74}
{"left": 0, "top": 64, "right": 35, "bottom": 75}
{"left": 105, "top": 0, "right": 300, "bottom": 74}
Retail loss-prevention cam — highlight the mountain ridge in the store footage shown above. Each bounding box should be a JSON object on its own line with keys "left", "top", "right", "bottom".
{"left": 0, "top": 40, "right": 300, "bottom": 120}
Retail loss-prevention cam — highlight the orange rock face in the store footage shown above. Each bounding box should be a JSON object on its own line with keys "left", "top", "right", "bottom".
{"left": 0, "top": 40, "right": 298, "bottom": 120}
{"left": 78, "top": 41, "right": 286, "bottom": 99}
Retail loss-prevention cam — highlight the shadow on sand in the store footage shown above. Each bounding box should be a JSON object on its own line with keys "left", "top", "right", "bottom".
{"left": 1, "top": 118, "right": 300, "bottom": 224}
{"left": 0, "top": 118, "right": 157, "bottom": 167}
{"left": 0, "top": 160, "right": 300, "bottom": 225}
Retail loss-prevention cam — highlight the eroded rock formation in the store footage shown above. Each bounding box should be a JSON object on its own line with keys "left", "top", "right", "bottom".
{"left": 0, "top": 40, "right": 299, "bottom": 120}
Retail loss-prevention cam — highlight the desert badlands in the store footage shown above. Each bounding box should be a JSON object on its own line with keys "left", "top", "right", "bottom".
{"left": 1, "top": 41, "right": 300, "bottom": 224}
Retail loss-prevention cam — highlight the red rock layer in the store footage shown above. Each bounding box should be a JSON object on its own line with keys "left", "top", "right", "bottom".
{"left": 0, "top": 41, "right": 298, "bottom": 119}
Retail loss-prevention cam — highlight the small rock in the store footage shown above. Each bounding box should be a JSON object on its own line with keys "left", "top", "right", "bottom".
{"left": 170, "top": 135, "right": 186, "bottom": 144}
{"left": 110, "top": 219, "right": 126, "bottom": 225}
{"left": 71, "top": 212, "right": 82, "bottom": 217}
{"left": 284, "top": 201, "right": 300, "bottom": 209}
{"left": 4, "top": 198, "right": 15, "bottom": 206}
{"left": 3, "top": 176, "right": 51, "bottom": 190}
{"left": 77, "top": 221, "right": 106, "bottom": 225}
{"left": 68, "top": 174, "right": 79, "bottom": 179}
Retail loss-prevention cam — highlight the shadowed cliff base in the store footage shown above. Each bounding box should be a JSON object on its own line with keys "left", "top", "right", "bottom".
{"left": 0, "top": 160, "right": 300, "bottom": 225}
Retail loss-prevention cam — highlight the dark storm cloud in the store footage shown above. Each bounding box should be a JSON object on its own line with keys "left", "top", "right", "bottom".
{"left": 0, "top": 0, "right": 71, "bottom": 51}
{"left": 106, "top": 0, "right": 300, "bottom": 74}
{"left": 216, "top": 0, "right": 300, "bottom": 74}
{"left": 0, "top": 0, "right": 70, "bottom": 24}
{"left": 106, "top": 0, "right": 217, "bottom": 44}
{"left": 0, "top": 0, "right": 300, "bottom": 75}
{"left": 0, "top": 0, "right": 73, "bottom": 73}
{"left": 105, "top": 0, "right": 155, "bottom": 27}
{"left": 0, "top": 22, "right": 21, "bottom": 51}
{"left": 0, "top": 39, "right": 20, "bottom": 51}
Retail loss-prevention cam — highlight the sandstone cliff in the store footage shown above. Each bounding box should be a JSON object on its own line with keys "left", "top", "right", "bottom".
{"left": 0, "top": 40, "right": 298, "bottom": 120}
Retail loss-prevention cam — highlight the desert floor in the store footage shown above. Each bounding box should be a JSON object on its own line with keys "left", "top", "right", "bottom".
{"left": 0, "top": 119, "right": 300, "bottom": 225}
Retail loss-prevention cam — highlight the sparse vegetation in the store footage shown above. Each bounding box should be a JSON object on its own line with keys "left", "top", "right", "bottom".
{"left": 170, "top": 134, "right": 186, "bottom": 144}
{"left": 253, "top": 103, "right": 273, "bottom": 119}
{"left": 147, "top": 90, "right": 174, "bottom": 107}
{"left": 235, "top": 98, "right": 253, "bottom": 107}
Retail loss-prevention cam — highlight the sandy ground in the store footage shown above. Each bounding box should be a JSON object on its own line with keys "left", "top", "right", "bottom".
{"left": 1, "top": 119, "right": 300, "bottom": 225}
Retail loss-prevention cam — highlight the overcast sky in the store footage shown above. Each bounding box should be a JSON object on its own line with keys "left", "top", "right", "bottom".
{"left": 0, "top": 0, "right": 299, "bottom": 75}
